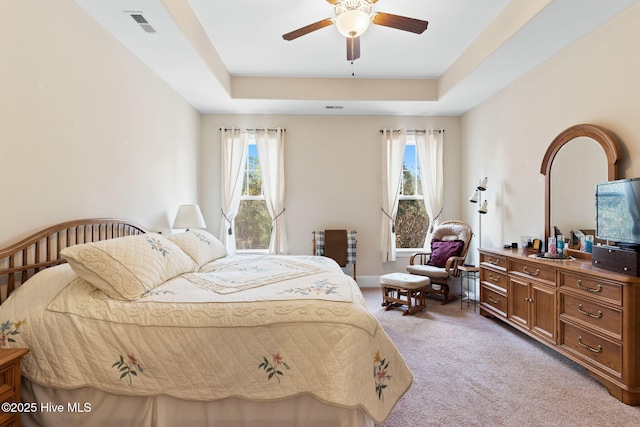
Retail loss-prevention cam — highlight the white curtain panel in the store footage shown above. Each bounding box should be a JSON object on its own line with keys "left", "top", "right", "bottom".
{"left": 416, "top": 130, "right": 444, "bottom": 250}
{"left": 256, "top": 128, "right": 288, "bottom": 255}
{"left": 220, "top": 128, "right": 248, "bottom": 254}
{"left": 381, "top": 129, "right": 406, "bottom": 262}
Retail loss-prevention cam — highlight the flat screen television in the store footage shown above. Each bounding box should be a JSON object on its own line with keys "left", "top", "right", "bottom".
{"left": 596, "top": 178, "right": 640, "bottom": 247}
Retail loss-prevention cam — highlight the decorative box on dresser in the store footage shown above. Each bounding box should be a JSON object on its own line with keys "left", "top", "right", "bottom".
{"left": 0, "top": 348, "right": 29, "bottom": 427}
{"left": 479, "top": 247, "right": 640, "bottom": 405}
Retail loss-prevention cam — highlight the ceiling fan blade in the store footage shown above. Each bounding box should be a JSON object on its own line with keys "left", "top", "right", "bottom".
{"left": 346, "top": 36, "right": 360, "bottom": 61}
{"left": 282, "top": 18, "right": 334, "bottom": 41}
{"left": 372, "top": 12, "right": 428, "bottom": 34}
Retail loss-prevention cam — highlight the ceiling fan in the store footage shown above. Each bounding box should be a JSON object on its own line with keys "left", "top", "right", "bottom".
{"left": 282, "top": 0, "right": 428, "bottom": 62}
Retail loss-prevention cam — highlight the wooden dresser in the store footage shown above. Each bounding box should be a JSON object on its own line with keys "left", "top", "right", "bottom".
{"left": 0, "top": 348, "right": 29, "bottom": 427}
{"left": 479, "top": 247, "right": 640, "bottom": 405}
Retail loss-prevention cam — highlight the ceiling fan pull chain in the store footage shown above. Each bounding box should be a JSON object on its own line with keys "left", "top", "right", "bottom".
{"left": 351, "top": 61, "right": 355, "bottom": 77}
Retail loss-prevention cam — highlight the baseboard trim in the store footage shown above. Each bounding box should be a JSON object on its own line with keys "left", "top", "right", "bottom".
{"left": 355, "top": 276, "right": 380, "bottom": 288}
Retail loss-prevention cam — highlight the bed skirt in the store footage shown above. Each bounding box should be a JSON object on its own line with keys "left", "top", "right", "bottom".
{"left": 21, "top": 379, "right": 375, "bottom": 427}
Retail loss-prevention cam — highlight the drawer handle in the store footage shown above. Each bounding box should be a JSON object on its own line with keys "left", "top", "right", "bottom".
{"left": 577, "top": 336, "right": 603, "bottom": 353}
{"left": 578, "top": 304, "right": 603, "bottom": 319}
{"left": 488, "top": 257, "right": 500, "bottom": 265}
{"left": 488, "top": 295, "right": 500, "bottom": 304}
{"left": 522, "top": 266, "right": 540, "bottom": 276}
{"left": 576, "top": 280, "right": 602, "bottom": 293}
{"left": 488, "top": 273, "right": 500, "bottom": 282}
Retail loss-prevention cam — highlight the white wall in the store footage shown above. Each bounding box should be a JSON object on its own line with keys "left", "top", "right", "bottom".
{"left": 200, "top": 115, "right": 462, "bottom": 279}
{"left": 0, "top": 0, "right": 201, "bottom": 245}
{"left": 461, "top": 2, "right": 640, "bottom": 264}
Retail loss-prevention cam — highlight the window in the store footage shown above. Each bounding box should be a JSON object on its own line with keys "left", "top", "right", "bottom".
{"left": 235, "top": 140, "right": 271, "bottom": 251}
{"left": 396, "top": 138, "right": 430, "bottom": 249}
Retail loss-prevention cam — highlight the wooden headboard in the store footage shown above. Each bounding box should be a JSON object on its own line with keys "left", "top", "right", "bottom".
{"left": 0, "top": 218, "right": 147, "bottom": 303}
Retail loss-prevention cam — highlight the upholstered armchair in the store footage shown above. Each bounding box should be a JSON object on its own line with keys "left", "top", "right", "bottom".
{"left": 406, "top": 220, "right": 473, "bottom": 304}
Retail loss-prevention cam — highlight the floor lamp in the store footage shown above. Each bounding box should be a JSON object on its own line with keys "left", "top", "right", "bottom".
{"left": 468, "top": 177, "right": 488, "bottom": 253}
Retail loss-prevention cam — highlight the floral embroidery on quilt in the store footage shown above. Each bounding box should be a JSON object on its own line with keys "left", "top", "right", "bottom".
{"left": 259, "top": 352, "right": 290, "bottom": 384}
{"left": 374, "top": 351, "right": 392, "bottom": 400}
{"left": 0, "top": 320, "right": 25, "bottom": 347}
{"left": 280, "top": 279, "right": 339, "bottom": 296}
{"left": 141, "top": 289, "right": 176, "bottom": 298}
{"left": 112, "top": 353, "right": 144, "bottom": 385}
{"left": 146, "top": 237, "right": 170, "bottom": 257}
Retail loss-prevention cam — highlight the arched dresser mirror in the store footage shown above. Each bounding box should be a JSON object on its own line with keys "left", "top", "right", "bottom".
{"left": 540, "top": 124, "right": 621, "bottom": 244}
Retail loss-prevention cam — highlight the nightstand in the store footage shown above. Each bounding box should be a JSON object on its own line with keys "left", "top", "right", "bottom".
{"left": 0, "top": 348, "right": 29, "bottom": 427}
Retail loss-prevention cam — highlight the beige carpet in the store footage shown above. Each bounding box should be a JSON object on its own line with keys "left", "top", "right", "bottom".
{"left": 361, "top": 288, "right": 640, "bottom": 427}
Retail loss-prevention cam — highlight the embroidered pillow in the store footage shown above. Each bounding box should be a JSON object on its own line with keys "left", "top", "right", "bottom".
{"left": 427, "top": 239, "right": 465, "bottom": 268}
{"left": 166, "top": 229, "right": 227, "bottom": 268}
{"left": 61, "top": 233, "right": 195, "bottom": 300}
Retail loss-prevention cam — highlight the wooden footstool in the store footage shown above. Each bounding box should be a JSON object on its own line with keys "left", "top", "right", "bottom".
{"left": 380, "top": 273, "right": 430, "bottom": 315}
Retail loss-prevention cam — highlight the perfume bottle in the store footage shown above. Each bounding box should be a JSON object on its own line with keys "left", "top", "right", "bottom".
{"left": 557, "top": 235, "right": 565, "bottom": 258}
{"left": 586, "top": 235, "right": 594, "bottom": 253}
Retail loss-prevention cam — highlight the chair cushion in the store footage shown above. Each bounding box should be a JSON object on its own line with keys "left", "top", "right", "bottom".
{"left": 406, "top": 264, "right": 450, "bottom": 279}
{"left": 380, "top": 272, "right": 430, "bottom": 289}
{"left": 431, "top": 223, "right": 472, "bottom": 243}
{"left": 427, "top": 239, "right": 465, "bottom": 267}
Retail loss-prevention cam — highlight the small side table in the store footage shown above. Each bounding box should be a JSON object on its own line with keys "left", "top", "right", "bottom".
{"left": 458, "top": 265, "right": 480, "bottom": 312}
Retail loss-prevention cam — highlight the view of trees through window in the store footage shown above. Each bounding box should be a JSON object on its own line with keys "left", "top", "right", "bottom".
{"left": 235, "top": 143, "right": 271, "bottom": 250}
{"left": 396, "top": 142, "right": 430, "bottom": 249}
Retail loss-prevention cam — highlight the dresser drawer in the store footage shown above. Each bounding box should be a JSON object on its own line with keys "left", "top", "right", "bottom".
{"left": 560, "top": 273, "right": 622, "bottom": 306}
{"left": 480, "top": 284, "right": 507, "bottom": 318}
{"left": 0, "top": 348, "right": 29, "bottom": 427}
{"left": 480, "top": 268, "right": 508, "bottom": 292}
{"left": 560, "top": 293, "right": 621, "bottom": 340}
{"left": 0, "top": 363, "right": 16, "bottom": 399}
{"left": 509, "top": 259, "right": 556, "bottom": 284}
{"left": 480, "top": 253, "right": 507, "bottom": 271}
{"left": 0, "top": 364, "right": 15, "bottom": 426}
{"left": 560, "top": 321, "right": 622, "bottom": 378}
{"left": 0, "top": 395, "right": 14, "bottom": 425}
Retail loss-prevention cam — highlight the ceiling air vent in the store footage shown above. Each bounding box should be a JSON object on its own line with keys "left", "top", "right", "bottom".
{"left": 128, "top": 13, "right": 157, "bottom": 34}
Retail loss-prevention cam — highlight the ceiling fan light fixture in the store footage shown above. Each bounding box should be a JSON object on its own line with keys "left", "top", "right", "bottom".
{"left": 336, "top": 9, "right": 371, "bottom": 37}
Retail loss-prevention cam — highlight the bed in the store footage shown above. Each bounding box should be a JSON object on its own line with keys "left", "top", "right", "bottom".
{"left": 0, "top": 219, "right": 412, "bottom": 426}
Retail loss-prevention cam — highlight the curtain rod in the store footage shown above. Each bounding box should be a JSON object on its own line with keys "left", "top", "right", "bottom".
{"left": 379, "top": 129, "right": 444, "bottom": 134}
{"left": 220, "top": 128, "right": 286, "bottom": 132}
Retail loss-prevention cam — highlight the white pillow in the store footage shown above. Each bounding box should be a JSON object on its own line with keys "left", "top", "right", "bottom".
{"left": 166, "top": 229, "right": 227, "bottom": 268}
{"left": 61, "top": 233, "right": 195, "bottom": 300}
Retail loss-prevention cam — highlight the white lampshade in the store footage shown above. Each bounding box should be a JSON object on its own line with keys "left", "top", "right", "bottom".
{"left": 478, "top": 200, "right": 489, "bottom": 214}
{"left": 477, "top": 177, "right": 488, "bottom": 191}
{"left": 468, "top": 189, "right": 480, "bottom": 203}
{"left": 172, "top": 204, "right": 206, "bottom": 230}
{"left": 336, "top": 9, "right": 371, "bottom": 37}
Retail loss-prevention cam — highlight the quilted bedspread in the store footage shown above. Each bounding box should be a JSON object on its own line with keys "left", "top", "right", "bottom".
{"left": 0, "top": 255, "right": 412, "bottom": 423}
